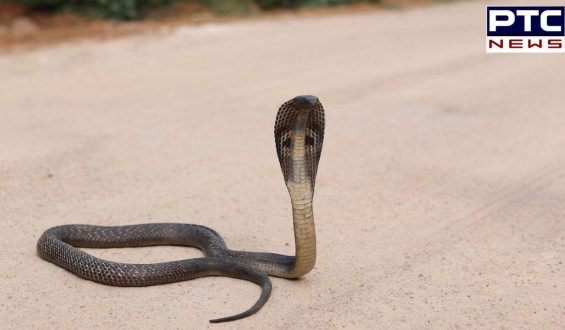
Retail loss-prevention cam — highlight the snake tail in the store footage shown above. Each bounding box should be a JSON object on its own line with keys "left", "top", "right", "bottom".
{"left": 37, "top": 225, "right": 271, "bottom": 323}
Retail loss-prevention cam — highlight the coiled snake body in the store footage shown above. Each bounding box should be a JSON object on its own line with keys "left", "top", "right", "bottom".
{"left": 37, "top": 95, "right": 325, "bottom": 323}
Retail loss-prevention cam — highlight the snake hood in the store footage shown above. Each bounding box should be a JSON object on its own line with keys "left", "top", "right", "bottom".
{"left": 274, "top": 95, "right": 325, "bottom": 192}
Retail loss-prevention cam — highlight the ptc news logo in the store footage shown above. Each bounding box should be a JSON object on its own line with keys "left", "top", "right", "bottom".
{"left": 487, "top": 6, "right": 565, "bottom": 53}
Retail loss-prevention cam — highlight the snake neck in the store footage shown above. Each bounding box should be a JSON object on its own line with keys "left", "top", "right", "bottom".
{"left": 286, "top": 111, "right": 316, "bottom": 277}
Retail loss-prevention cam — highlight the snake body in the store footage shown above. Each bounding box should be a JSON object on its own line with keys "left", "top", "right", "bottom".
{"left": 37, "top": 95, "right": 325, "bottom": 323}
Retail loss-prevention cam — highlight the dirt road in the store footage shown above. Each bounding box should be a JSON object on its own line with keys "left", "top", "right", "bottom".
{"left": 1, "top": 0, "right": 563, "bottom": 328}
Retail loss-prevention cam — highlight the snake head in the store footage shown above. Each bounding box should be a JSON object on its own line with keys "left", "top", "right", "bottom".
{"left": 274, "top": 95, "right": 325, "bottom": 191}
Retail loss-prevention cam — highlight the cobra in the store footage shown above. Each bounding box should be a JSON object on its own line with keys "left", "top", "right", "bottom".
{"left": 37, "top": 95, "right": 325, "bottom": 323}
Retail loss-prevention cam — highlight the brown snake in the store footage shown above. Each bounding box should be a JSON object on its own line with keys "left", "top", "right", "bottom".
{"left": 37, "top": 95, "right": 325, "bottom": 323}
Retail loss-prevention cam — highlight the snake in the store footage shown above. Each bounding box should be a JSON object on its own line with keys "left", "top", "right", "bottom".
{"left": 37, "top": 95, "right": 325, "bottom": 323}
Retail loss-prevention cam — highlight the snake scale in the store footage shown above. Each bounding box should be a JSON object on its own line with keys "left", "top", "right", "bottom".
{"left": 37, "top": 95, "right": 325, "bottom": 323}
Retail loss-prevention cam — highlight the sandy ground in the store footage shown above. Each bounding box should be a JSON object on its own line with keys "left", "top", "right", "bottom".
{"left": 1, "top": 0, "right": 564, "bottom": 329}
